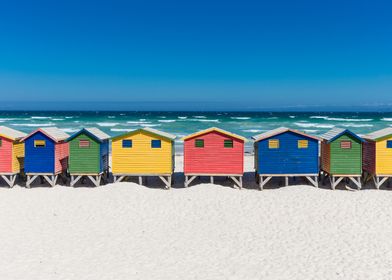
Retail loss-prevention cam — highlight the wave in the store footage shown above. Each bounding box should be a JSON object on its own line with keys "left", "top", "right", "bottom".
{"left": 143, "top": 124, "right": 161, "bottom": 127}
{"left": 341, "top": 123, "right": 373, "bottom": 128}
{"left": 310, "top": 116, "right": 372, "bottom": 122}
{"left": 189, "top": 119, "right": 220, "bottom": 123}
{"left": 65, "top": 116, "right": 74, "bottom": 119}
{"left": 178, "top": 116, "right": 187, "bottom": 119}
{"left": 111, "top": 128, "right": 132, "bottom": 132}
{"left": 289, "top": 116, "right": 296, "bottom": 119}
{"left": 52, "top": 118, "right": 65, "bottom": 121}
{"left": 381, "top": 118, "right": 392, "bottom": 121}
{"left": 158, "top": 120, "right": 176, "bottom": 123}
{"left": 12, "top": 123, "right": 55, "bottom": 127}
{"left": 304, "top": 129, "right": 319, "bottom": 133}
{"left": 108, "top": 116, "right": 116, "bottom": 119}
{"left": 127, "top": 121, "right": 151, "bottom": 125}
{"left": 193, "top": 116, "right": 207, "bottom": 119}
{"left": 294, "top": 122, "right": 335, "bottom": 129}
{"left": 242, "top": 129, "right": 264, "bottom": 133}
{"left": 61, "top": 128, "right": 79, "bottom": 133}
{"left": 31, "top": 116, "right": 51, "bottom": 119}
{"left": 97, "top": 122, "right": 119, "bottom": 127}
{"left": 231, "top": 117, "right": 251, "bottom": 120}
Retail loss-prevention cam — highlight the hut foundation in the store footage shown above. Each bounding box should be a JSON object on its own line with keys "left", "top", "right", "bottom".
{"left": 363, "top": 172, "right": 392, "bottom": 189}
{"left": 26, "top": 172, "right": 67, "bottom": 188}
{"left": 113, "top": 174, "right": 172, "bottom": 189}
{"left": 184, "top": 174, "right": 243, "bottom": 189}
{"left": 258, "top": 174, "right": 319, "bottom": 190}
{"left": 324, "top": 173, "right": 362, "bottom": 190}
{"left": 70, "top": 172, "right": 109, "bottom": 187}
{"left": 0, "top": 173, "right": 18, "bottom": 188}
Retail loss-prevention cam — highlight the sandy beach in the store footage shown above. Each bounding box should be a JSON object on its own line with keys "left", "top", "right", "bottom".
{"left": 0, "top": 155, "right": 391, "bottom": 279}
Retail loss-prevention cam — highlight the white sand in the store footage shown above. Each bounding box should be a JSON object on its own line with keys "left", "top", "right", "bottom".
{"left": 0, "top": 156, "right": 392, "bottom": 279}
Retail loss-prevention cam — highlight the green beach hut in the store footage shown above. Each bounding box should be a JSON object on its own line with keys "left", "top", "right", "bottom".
{"left": 320, "top": 128, "right": 364, "bottom": 190}
{"left": 67, "top": 127, "right": 110, "bottom": 187}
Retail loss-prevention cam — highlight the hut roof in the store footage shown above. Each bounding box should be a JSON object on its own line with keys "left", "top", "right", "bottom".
{"left": 251, "top": 127, "right": 320, "bottom": 142}
{"left": 112, "top": 127, "right": 176, "bottom": 141}
{"left": 181, "top": 127, "right": 247, "bottom": 142}
{"left": 22, "top": 127, "right": 70, "bottom": 143}
{"left": 0, "top": 126, "right": 27, "bottom": 140}
{"left": 362, "top": 127, "right": 392, "bottom": 141}
{"left": 67, "top": 127, "right": 110, "bottom": 143}
{"left": 321, "top": 128, "right": 364, "bottom": 143}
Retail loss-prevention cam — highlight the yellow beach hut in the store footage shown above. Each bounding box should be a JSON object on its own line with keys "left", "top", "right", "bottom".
{"left": 111, "top": 127, "right": 176, "bottom": 189}
{"left": 363, "top": 127, "right": 392, "bottom": 189}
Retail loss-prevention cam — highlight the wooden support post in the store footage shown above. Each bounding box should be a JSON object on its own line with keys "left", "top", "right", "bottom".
{"left": 285, "top": 176, "right": 289, "bottom": 186}
{"left": 1, "top": 175, "right": 17, "bottom": 188}
{"left": 348, "top": 177, "right": 361, "bottom": 190}
{"left": 259, "top": 176, "right": 272, "bottom": 190}
{"left": 210, "top": 176, "right": 214, "bottom": 184}
{"left": 70, "top": 175, "right": 82, "bottom": 187}
{"left": 138, "top": 176, "right": 142, "bottom": 185}
{"left": 26, "top": 175, "right": 38, "bottom": 188}
{"left": 230, "top": 176, "right": 242, "bottom": 189}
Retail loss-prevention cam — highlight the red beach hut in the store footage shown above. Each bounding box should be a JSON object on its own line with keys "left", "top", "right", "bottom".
{"left": 182, "top": 127, "right": 246, "bottom": 188}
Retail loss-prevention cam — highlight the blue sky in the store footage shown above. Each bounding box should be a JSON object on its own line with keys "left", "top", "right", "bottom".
{"left": 0, "top": 0, "right": 391, "bottom": 110}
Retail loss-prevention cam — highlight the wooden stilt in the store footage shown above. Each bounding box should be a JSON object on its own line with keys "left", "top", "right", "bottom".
{"left": 1, "top": 174, "right": 17, "bottom": 188}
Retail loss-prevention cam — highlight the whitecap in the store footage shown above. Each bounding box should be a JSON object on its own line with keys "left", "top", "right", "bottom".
{"left": 242, "top": 129, "right": 264, "bottom": 133}
{"left": 97, "top": 122, "right": 119, "bottom": 127}
{"left": 143, "top": 124, "right": 161, "bottom": 127}
{"left": 178, "top": 116, "right": 187, "bottom": 119}
{"left": 127, "top": 121, "right": 151, "bottom": 125}
{"left": 289, "top": 116, "right": 296, "bottom": 119}
{"left": 108, "top": 116, "right": 116, "bottom": 119}
{"left": 193, "top": 116, "right": 207, "bottom": 119}
{"left": 325, "top": 117, "right": 373, "bottom": 122}
{"left": 309, "top": 116, "right": 329, "bottom": 119}
{"left": 381, "top": 118, "right": 392, "bottom": 121}
{"left": 65, "top": 116, "right": 74, "bottom": 119}
{"left": 158, "top": 120, "right": 176, "bottom": 123}
{"left": 304, "top": 129, "right": 319, "bottom": 133}
{"left": 111, "top": 128, "right": 132, "bottom": 132}
{"left": 231, "top": 117, "right": 251, "bottom": 120}
{"left": 189, "top": 119, "right": 220, "bottom": 123}
{"left": 340, "top": 123, "right": 373, "bottom": 128}
{"left": 294, "top": 122, "right": 335, "bottom": 129}
{"left": 12, "top": 123, "right": 55, "bottom": 127}
{"left": 31, "top": 116, "right": 51, "bottom": 120}
{"left": 61, "top": 128, "right": 79, "bottom": 133}
{"left": 52, "top": 118, "right": 65, "bottom": 121}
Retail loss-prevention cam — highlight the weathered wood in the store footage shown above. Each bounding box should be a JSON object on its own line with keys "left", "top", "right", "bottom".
{"left": 70, "top": 175, "right": 82, "bottom": 187}
{"left": 230, "top": 176, "right": 242, "bottom": 189}
{"left": 305, "top": 176, "right": 319, "bottom": 188}
{"left": 0, "top": 174, "right": 17, "bottom": 188}
{"left": 259, "top": 176, "right": 272, "bottom": 190}
{"left": 185, "top": 175, "right": 197, "bottom": 187}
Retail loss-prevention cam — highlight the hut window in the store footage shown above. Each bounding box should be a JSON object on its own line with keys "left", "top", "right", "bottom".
{"left": 122, "top": 140, "right": 132, "bottom": 148}
{"left": 151, "top": 140, "right": 161, "bottom": 148}
{"left": 224, "top": 139, "right": 233, "bottom": 148}
{"left": 298, "top": 140, "right": 308, "bottom": 149}
{"left": 79, "top": 140, "right": 90, "bottom": 148}
{"left": 387, "top": 140, "right": 392, "bottom": 148}
{"left": 195, "top": 139, "right": 204, "bottom": 148}
{"left": 340, "top": 141, "right": 352, "bottom": 149}
{"left": 268, "top": 139, "right": 279, "bottom": 149}
{"left": 34, "top": 140, "right": 46, "bottom": 148}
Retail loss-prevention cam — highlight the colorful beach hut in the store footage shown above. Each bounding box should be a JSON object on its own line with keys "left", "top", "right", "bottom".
{"left": 0, "top": 126, "right": 26, "bottom": 187}
{"left": 21, "top": 127, "right": 70, "bottom": 188}
{"left": 320, "top": 128, "right": 364, "bottom": 190}
{"left": 252, "top": 127, "right": 320, "bottom": 190}
{"left": 362, "top": 127, "right": 392, "bottom": 189}
{"left": 182, "top": 127, "right": 246, "bottom": 188}
{"left": 67, "top": 128, "right": 110, "bottom": 187}
{"left": 111, "top": 127, "right": 176, "bottom": 189}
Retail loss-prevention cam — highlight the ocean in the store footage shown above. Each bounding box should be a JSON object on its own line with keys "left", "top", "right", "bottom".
{"left": 1, "top": 111, "right": 391, "bottom": 153}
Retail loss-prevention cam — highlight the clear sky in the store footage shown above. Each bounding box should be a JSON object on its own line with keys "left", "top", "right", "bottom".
{"left": 0, "top": 0, "right": 391, "bottom": 110}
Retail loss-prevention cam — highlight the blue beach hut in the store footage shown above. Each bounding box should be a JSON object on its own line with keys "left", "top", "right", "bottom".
{"left": 21, "top": 127, "right": 70, "bottom": 188}
{"left": 252, "top": 127, "right": 320, "bottom": 190}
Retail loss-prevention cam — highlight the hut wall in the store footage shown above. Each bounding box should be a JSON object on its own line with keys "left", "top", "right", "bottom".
{"left": 112, "top": 131, "right": 173, "bottom": 174}
{"left": 12, "top": 141, "right": 24, "bottom": 173}
{"left": 320, "top": 141, "right": 330, "bottom": 173}
{"left": 24, "top": 132, "right": 55, "bottom": 173}
{"left": 330, "top": 134, "right": 362, "bottom": 175}
{"left": 256, "top": 131, "right": 319, "bottom": 175}
{"left": 100, "top": 140, "right": 109, "bottom": 173}
{"left": 362, "top": 141, "right": 376, "bottom": 174}
{"left": 0, "top": 137, "right": 13, "bottom": 173}
{"left": 54, "top": 142, "right": 69, "bottom": 173}
{"left": 69, "top": 133, "right": 100, "bottom": 174}
{"left": 183, "top": 131, "right": 244, "bottom": 175}
{"left": 375, "top": 138, "right": 392, "bottom": 175}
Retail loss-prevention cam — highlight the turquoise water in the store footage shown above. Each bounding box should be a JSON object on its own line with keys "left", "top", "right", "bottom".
{"left": 1, "top": 111, "right": 392, "bottom": 152}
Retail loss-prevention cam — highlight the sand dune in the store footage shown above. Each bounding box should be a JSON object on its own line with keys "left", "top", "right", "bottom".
{"left": 0, "top": 156, "right": 391, "bottom": 279}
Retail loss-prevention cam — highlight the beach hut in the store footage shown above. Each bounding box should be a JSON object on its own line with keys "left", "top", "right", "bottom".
{"left": 182, "top": 127, "right": 246, "bottom": 188}
{"left": 67, "top": 128, "right": 110, "bottom": 187}
{"left": 252, "top": 127, "right": 320, "bottom": 190}
{"left": 111, "top": 127, "right": 176, "bottom": 189}
{"left": 320, "top": 128, "right": 364, "bottom": 190}
{"left": 0, "top": 126, "right": 26, "bottom": 187}
{"left": 362, "top": 127, "right": 392, "bottom": 189}
{"left": 21, "top": 127, "right": 70, "bottom": 188}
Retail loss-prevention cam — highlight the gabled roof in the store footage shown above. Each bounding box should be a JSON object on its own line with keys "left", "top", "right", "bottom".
{"left": 112, "top": 127, "right": 176, "bottom": 141}
{"left": 67, "top": 127, "right": 110, "bottom": 143}
{"left": 181, "top": 127, "right": 247, "bottom": 142}
{"left": 251, "top": 127, "right": 321, "bottom": 142}
{"left": 21, "top": 127, "right": 70, "bottom": 143}
{"left": 321, "top": 128, "right": 364, "bottom": 143}
{"left": 363, "top": 127, "right": 392, "bottom": 141}
{"left": 0, "top": 126, "right": 26, "bottom": 141}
